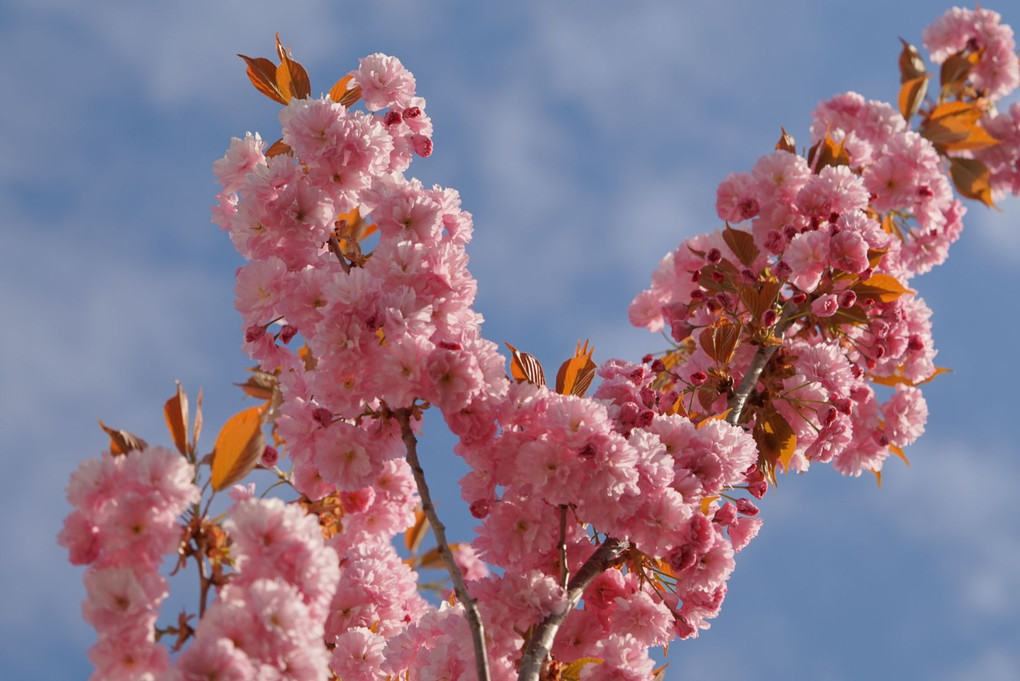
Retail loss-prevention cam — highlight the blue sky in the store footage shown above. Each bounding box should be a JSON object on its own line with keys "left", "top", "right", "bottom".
{"left": 3, "top": 1, "right": 1018, "bottom": 679}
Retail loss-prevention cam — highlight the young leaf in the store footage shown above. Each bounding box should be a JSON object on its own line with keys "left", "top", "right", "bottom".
{"left": 698, "top": 320, "right": 740, "bottom": 364}
{"left": 98, "top": 420, "right": 148, "bottom": 456}
{"left": 555, "top": 340, "right": 596, "bottom": 396}
{"left": 506, "top": 343, "right": 546, "bottom": 386}
{"left": 164, "top": 381, "right": 189, "bottom": 456}
{"left": 949, "top": 156, "right": 997, "bottom": 207}
{"left": 921, "top": 101, "right": 999, "bottom": 152}
{"left": 889, "top": 443, "right": 910, "bottom": 466}
{"left": 329, "top": 75, "right": 363, "bottom": 107}
{"left": 210, "top": 404, "right": 267, "bottom": 491}
{"left": 235, "top": 371, "right": 278, "bottom": 401}
{"left": 775, "top": 127, "right": 796, "bottom": 153}
{"left": 898, "top": 76, "right": 928, "bottom": 120}
{"left": 274, "top": 34, "right": 311, "bottom": 100}
{"left": 237, "top": 54, "right": 288, "bottom": 105}
{"left": 193, "top": 388, "right": 204, "bottom": 450}
{"left": 722, "top": 224, "right": 759, "bottom": 268}
{"left": 807, "top": 131, "right": 850, "bottom": 171}
{"left": 898, "top": 38, "right": 927, "bottom": 82}
{"left": 405, "top": 508, "right": 429, "bottom": 554}
{"left": 853, "top": 273, "right": 913, "bottom": 303}
{"left": 562, "top": 658, "right": 604, "bottom": 681}
{"left": 265, "top": 138, "right": 293, "bottom": 158}
{"left": 753, "top": 410, "right": 796, "bottom": 474}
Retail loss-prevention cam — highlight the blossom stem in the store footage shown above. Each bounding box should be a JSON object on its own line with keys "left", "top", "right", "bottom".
{"left": 394, "top": 407, "right": 491, "bottom": 681}
{"left": 517, "top": 537, "right": 630, "bottom": 681}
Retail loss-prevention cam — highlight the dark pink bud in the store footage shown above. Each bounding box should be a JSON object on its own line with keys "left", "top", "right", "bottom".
{"left": 279, "top": 324, "right": 298, "bottom": 344}
{"left": 690, "top": 371, "right": 708, "bottom": 386}
{"left": 260, "top": 445, "right": 279, "bottom": 467}
{"left": 412, "top": 135, "right": 433, "bottom": 157}
{"left": 384, "top": 110, "right": 403, "bottom": 126}
{"left": 469, "top": 499, "right": 490, "bottom": 519}
{"left": 706, "top": 247, "right": 723, "bottom": 264}
{"left": 761, "top": 309, "right": 779, "bottom": 327}
{"left": 651, "top": 358, "right": 666, "bottom": 373}
{"left": 838, "top": 290, "right": 857, "bottom": 308}
{"left": 908, "top": 335, "right": 924, "bottom": 351}
{"left": 642, "top": 353, "right": 655, "bottom": 365}
{"left": 245, "top": 325, "right": 266, "bottom": 343}
{"left": 748, "top": 480, "right": 768, "bottom": 499}
{"left": 690, "top": 289, "right": 706, "bottom": 301}
{"left": 736, "top": 498, "right": 760, "bottom": 516}
{"left": 792, "top": 292, "right": 807, "bottom": 304}
{"left": 439, "top": 340, "right": 463, "bottom": 351}
{"left": 403, "top": 106, "right": 422, "bottom": 119}
{"left": 710, "top": 270, "right": 725, "bottom": 283}
{"left": 714, "top": 501, "right": 737, "bottom": 526}
{"left": 313, "top": 407, "right": 333, "bottom": 428}
{"left": 577, "top": 444, "right": 596, "bottom": 461}
{"left": 774, "top": 260, "right": 793, "bottom": 279}
{"left": 764, "top": 229, "right": 784, "bottom": 254}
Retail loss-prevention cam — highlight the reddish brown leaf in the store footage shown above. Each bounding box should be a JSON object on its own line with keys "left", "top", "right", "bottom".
{"left": 853, "top": 273, "right": 913, "bottom": 303}
{"left": 237, "top": 54, "right": 288, "bottom": 105}
{"left": 555, "top": 340, "right": 596, "bottom": 397}
{"left": 949, "top": 156, "right": 997, "bottom": 207}
{"left": 274, "top": 34, "right": 310, "bottom": 101}
{"left": 775, "top": 127, "right": 796, "bottom": 153}
{"left": 210, "top": 404, "right": 267, "bottom": 491}
{"left": 235, "top": 371, "right": 278, "bottom": 401}
{"left": 722, "top": 224, "right": 758, "bottom": 268}
{"left": 939, "top": 49, "right": 979, "bottom": 90}
{"left": 807, "top": 131, "right": 851, "bottom": 171}
{"left": 329, "top": 75, "right": 363, "bottom": 107}
{"left": 98, "top": 420, "right": 148, "bottom": 456}
{"left": 898, "top": 38, "right": 927, "bottom": 82}
{"left": 898, "top": 76, "right": 929, "bottom": 120}
{"left": 506, "top": 343, "right": 546, "bottom": 386}
{"left": 921, "top": 101, "right": 999, "bottom": 152}
{"left": 698, "top": 320, "right": 741, "bottom": 364}
{"left": 193, "top": 388, "right": 204, "bottom": 450}
{"left": 164, "top": 381, "right": 189, "bottom": 456}
{"left": 265, "top": 138, "right": 293, "bottom": 158}
{"left": 753, "top": 410, "right": 796, "bottom": 475}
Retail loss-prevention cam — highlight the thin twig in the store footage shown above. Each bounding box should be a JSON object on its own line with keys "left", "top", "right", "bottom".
{"left": 326, "top": 235, "right": 351, "bottom": 274}
{"left": 517, "top": 537, "right": 630, "bottom": 681}
{"left": 726, "top": 303, "right": 798, "bottom": 426}
{"left": 394, "top": 407, "right": 490, "bottom": 681}
{"left": 557, "top": 505, "right": 568, "bottom": 589}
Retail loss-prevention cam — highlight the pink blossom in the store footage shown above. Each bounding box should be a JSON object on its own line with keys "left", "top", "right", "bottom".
{"left": 882, "top": 385, "right": 927, "bottom": 447}
{"left": 213, "top": 132, "right": 266, "bottom": 194}
{"left": 784, "top": 229, "right": 831, "bottom": 292}
{"left": 923, "top": 7, "right": 1020, "bottom": 101}
{"left": 811, "top": 293, "right": 838, "bottom": 318}
{"left": 354, "top": 53, "right": 417, "bottom": 111}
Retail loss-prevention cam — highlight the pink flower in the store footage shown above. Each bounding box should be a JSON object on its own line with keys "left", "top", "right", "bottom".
{"left": 354, "top": 53, "right": 417, "bottom": 111}
{"left": 784, "top": 229, "right": 831, "bottom": 292}
{"left": 882, "top": 385, "right": 927, "bottom": 447}
{"left": 213, "top": 132, "right": 266, "bottom": 193}
{"left": 923, "top": 7, "right": 1020, "bottom": 101}
{"left": 811, "top": 293, "right": 838, "bottom": 318}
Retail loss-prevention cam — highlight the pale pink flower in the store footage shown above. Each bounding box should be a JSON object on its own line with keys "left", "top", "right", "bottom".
{"left": 784, "top": 229, "right": 831, "bottom": 292}
{"left": 811, "top": 293, "right": 838, "bottom": 317}
{"left": 882, "top": 385, "right": 927, "bottom": 447}
{"left": 213, "top": 132, "right": 266, "bottom": 193}
{"left": 354, "top": 53, "right": 417, "bottom": 111}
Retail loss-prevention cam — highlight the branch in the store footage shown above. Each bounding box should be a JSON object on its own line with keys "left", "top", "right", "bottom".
{"left": 726, "top": 303, "right": 798, "bottom": 426}
{"left": 394, "top": 408, "right": 490, "bottom": 681}
{"left": 517, "top": 537, "right": 630, "bottom": 681}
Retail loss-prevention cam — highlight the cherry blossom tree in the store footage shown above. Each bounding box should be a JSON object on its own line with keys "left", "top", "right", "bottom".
{"left": 60, "top": 7, "right": 1020, "bottom": 681}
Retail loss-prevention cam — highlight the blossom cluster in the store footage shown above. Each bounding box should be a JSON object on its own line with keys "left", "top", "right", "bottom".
{"left": 58, "top": 446, "right": 199, "bottom": 681}
{"left": 60, "top": 8, "right": 1020, "bottom": 681}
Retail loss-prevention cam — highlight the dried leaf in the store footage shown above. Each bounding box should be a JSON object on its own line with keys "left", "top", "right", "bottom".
{"left": 506, "top": 343, "right": 546, "bottom": 386}
{"left": 210, "top": 404, "right": 267, "bottom": 491}
{"left": 405, "top": 509, "right": 429, "bottom": 554}
{"left": 98, "top": 420, "right": 148, "bottom": 456}
{"left": 949, "top": 156, "right": 997, "bottom": 207}
{"left": 237, "top": 54, "right": 288, "bottom": 105}
{"left": 889, "top": 443, "right": 910, "bottom": 466}
{"left": 722, "top": 224, "right": 758, "bottom": 268}
{"left": 555, "top": 340, "right": 596, "bottom": 396}
{"left": 164, "top": 381, "right": 189, "bottom": 456}
{"left": 870, "top": 365, "right": 950, "bottom": 388}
